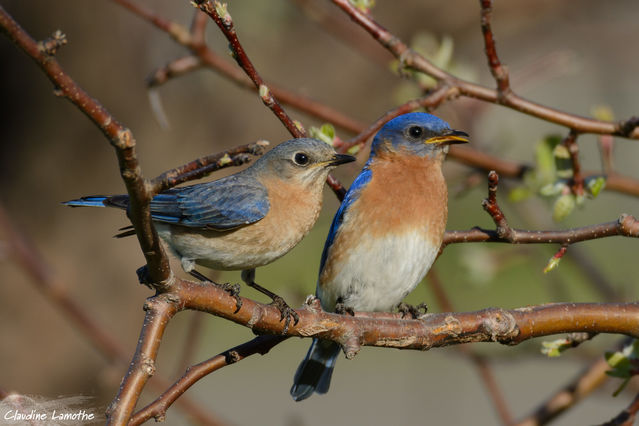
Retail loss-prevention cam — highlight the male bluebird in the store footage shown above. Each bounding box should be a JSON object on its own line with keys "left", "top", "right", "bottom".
{"left": 290, "top": 112, "right": 469, "bottom": 400}
{"left": 64, "top": 138, "right": 355, "bottom": 323}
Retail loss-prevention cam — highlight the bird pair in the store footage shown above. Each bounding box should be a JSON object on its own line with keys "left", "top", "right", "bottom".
{"left": 64, "top": 112, "right": 469, "bottom": 401}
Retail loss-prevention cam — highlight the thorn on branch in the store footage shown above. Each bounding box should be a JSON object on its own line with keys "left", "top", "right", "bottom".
{"left": 37, "top": 29, "right": 67, "bottom": 55}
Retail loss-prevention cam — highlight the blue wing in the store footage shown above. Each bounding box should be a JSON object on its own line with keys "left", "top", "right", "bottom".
{"left": 149, "top": 174, "right": 270, "bottom": 230}
{"left": 318, "top": 166, "right": 372, "bottom": 273}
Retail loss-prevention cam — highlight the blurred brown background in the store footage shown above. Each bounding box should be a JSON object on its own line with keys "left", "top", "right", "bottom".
{"left": 1, "top": 0, "right": 638, "bottom": 424}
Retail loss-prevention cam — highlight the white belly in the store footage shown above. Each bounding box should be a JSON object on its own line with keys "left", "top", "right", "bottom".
{"left": 318, "top": 231, "right": 439, "bottom": 312}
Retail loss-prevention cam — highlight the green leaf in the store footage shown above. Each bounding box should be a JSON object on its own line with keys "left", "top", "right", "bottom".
{"left": 309, "top": 123, "right": 336, "bottom": 146}
{"left": 539, "top": 181, "right": 567, "bottom": 197}
{"left": 605, "top": 340, "right": 639, "bottom": 396}
{"left": 348, "top": 0, "right": 375, "bottom": 13}
{"left": 541, "top": 338, "right": 571, "bottom": 357}
{"left": 535, "top": 135, "right": 562, "bottom": 185}
{"left": 552, "top": 194, "right": 576, "bottom": 222}
{"left": 585, "top": 176, "right": 607, "bottom": 198}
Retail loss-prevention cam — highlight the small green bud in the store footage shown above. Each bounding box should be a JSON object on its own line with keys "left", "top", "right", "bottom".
{"left": 552, "top": 194, "right": 575, "bottom": 222}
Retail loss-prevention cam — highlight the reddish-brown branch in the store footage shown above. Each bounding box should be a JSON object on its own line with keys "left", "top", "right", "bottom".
{"left": 337, "top": 85, "right": 453, "bottom": 152}
{"left": 0, "top": 204, "right": 224, "bottom": 425}
{"left": 515, "top": 355, "right": 614, "bottom": 426}
{"left": 562, "top": 130, "right": 585, "bottom": 196}
{"left": 174, "top": 279, "right": 639, "bottom": 354}
{"left": 194, "top": 0, "right": 304, "bottom": 139}
{"left": 146, "top": 55, "right": 202, "bottom": 88}
{"left": 111, "top": 0, "right": 639, "bottom": 199}
{"left": 444, "top": 171, "right": 639, "bottom": 246}
{"left": 479, "top": 0, "right": 511, "bottom": 97}
{"left": 330, "top": 0, "right": 639, "bottom": 139}
{"left": 0, "top": 5, "right": 171, "bottom": 285}
{"left": 600, "top": 392, "right": 639, "bottom": 426}
{"left": 130, "top": 335, "right": 286, "bottom": 425}
{"left": 149, "top": 140, "right": 269, "bottom": 194}
{"left": 106, "top": 296, "right": 179, "bottom": 425}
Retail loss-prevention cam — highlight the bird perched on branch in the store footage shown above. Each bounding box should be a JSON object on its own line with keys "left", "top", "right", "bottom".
{"left": 290, "top": 112, "right": 469, "bottom": 401}
{"left": 64, "top": 138, "right": 355, "bottom": 326}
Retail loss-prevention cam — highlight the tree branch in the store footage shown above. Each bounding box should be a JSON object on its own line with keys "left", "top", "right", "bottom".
{"left": 0, "top": 5, "right": 171, "bottom": 285}
{"left": 443, "top": 172, "right": 639, "bottom": 246}
{"left": 149, "top": 140, "right": 269, "bottom": 195}
{"left": 330, "top": 0, "right": 639, "bottom": 139}
{"left": 130, "top": 335, "right": 286, "bottom": 425}
{"left": 105, "top": 296, "right": 179, "bottom": 425}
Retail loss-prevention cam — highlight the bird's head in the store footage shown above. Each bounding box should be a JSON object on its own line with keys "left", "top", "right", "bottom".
{"left": 256, "top": 138, "right": 355, "bottom": 185}
{"left": 370, "top": 112, "right": 469, "bottom": 160}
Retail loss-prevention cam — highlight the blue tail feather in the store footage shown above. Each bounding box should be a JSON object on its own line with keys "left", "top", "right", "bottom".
{"left": 291, "top": 338, "right": 341, "bottom": 401}
{"left": 62, "top": 196, "right": 109, "bottom": 208}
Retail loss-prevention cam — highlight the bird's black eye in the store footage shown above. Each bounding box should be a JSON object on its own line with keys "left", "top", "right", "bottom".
{"left": 408, "top": 126, "right": 423, "bottom": 138}
{"left": 294, "top": 152, "right": 309, "bottom": 166}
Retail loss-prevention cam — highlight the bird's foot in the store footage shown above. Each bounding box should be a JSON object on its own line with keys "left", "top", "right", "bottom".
{"left": 219, "top": 282, "right": 242, "bottom": 313}
{"left": 397, "top": 302, "right": 428, "bottom": 319}
{"left": 136, "top": 265, "right": 154, "bottom": 289}
{"left": 269, "top": 295, "right": 299, "bottom": 335}
{"left": 335, "top": 300, "right": 355, "bottom": 316}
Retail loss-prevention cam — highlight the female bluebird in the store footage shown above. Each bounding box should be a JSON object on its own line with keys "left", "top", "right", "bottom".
{"left": 64, "top": 138, "right": 355, "bottom": 323}
{"left": 290, "top": 112, "right": 469, "bottom": 401}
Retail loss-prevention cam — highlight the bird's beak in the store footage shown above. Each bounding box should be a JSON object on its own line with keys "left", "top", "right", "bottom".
{"left": 327, "top": 153, "right": 357, "bottom": 166}
{"left": 425, "top": 129, "right": 470, "bottom": 145}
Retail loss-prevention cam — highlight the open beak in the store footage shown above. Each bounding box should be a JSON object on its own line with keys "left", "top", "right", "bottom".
{"left": 425, "top": 129, "right": 470, "bottom": 145}
{"left": 328, "top": 153, "right": 357, "bottom": 166}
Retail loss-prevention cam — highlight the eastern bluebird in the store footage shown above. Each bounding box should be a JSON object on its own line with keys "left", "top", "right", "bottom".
{"left": 64, "top": 138, "right": 355, "bottom": 324}
{"left": 290, "top": 112, "right": 469, "bottom": 400}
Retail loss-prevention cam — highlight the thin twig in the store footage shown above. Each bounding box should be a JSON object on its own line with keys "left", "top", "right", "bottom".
{"left": 330, "top": 0, "right": 639, "bottom": 138}
{"left": 443, "top": 172, "right": 639, "bottom": 246}
{"left": 600, "top": 392, "right": 639, "bottom": 426}
{"left": 130, "top": 335, "right": 286, "bottom": 425}
{"left": 194, "top": 0, "right": 304, "bottom": 138}
{"left": 479, "top": 0, "right": 511, "bottom": 97}
{"left": 149, "top": 140, "right": 269, "bottom": 194}
{"left": 562, "top": 130, "right": 585, "bottom": 196}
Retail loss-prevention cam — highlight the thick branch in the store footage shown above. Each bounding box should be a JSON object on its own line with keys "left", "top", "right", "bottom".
{"left": 105, "top": 296, "right": 179, "bottom": 425}
{"left": 0, "top": 5, "right": 171, "bottom": 284}
{"left": 175, "top": 279, "right": 639, "bottom": 356}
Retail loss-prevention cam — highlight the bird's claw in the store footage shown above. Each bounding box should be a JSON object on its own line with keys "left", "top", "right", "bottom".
{"left": 270, "top": 295, "right": 299, "bottom": 334}
{"left": 398, "top": 302, "right": 428, "bottom": 319}
{"left": 218, "top": 282, "right": 242, "bottom": 313}
{"left": 335, "top": 301, "right": 355, "bottom": 316}
{"left": 136, "top": 265, "right": 154, "bottom": 289}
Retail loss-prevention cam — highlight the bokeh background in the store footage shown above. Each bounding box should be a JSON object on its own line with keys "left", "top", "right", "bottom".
{"left": 1, "top": 0, "right": 638, "bottom": 424}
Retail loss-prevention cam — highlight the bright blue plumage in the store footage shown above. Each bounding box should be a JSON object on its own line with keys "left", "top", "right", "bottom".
{"left": 291, "top": 112, "right": 469, "bottom": 401}
{"left": 318, "top": 167, "right": 371, "bottom": 274}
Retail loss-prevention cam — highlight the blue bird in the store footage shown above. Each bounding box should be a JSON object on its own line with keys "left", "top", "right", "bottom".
{"left": 290, "top": 112, "right": 469, "bottom": 400}
{"left": 64, "top": 138, "right": 355, "bottom": 324}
